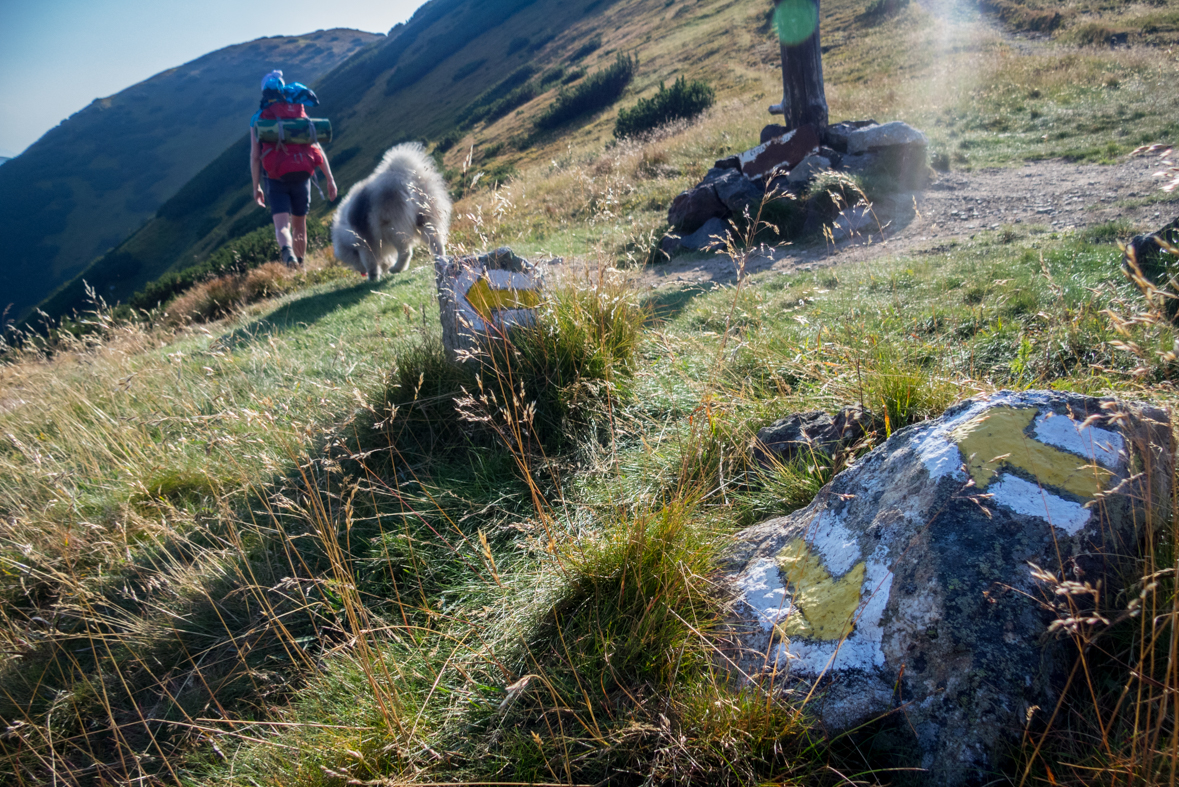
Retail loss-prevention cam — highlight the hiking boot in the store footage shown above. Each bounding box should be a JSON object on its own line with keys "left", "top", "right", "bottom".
{"left": 280, "top": 245, "right": 297, "bottom": 268}
{"left": 296, "top": 256, "right": 304, "bottom": 266}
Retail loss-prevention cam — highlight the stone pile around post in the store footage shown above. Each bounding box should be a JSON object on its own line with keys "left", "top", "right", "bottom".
{"left": 661, "top": 120, "right": 928, "bottom": 256}
{"left": 722, "top": 390, "right": 1173, "bottom": 785}
{"left": 434, "top": 247, "right": 544, "bottom": 363}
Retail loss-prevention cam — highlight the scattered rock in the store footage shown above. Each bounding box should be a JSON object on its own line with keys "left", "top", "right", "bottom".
{"left": 752, "top": 406, "right": 871, "bottom": 467}
{"left": 700, "top": 166, "right": 735, "bottom": 186}
{"left": 679, "top": 216, "right": 731, "bottom": 251}
{"left": 668, "top": 183, "right": 726, "bottom": 233}
{"left": 787, "top": 153, "right": 832, "bottom": 185}
{"left": 872, "top": 143, "right": 931, "bottom": 189}
{"left": 722, "top": 390, "right": 1173, "bottom": 785}
{"left": 761, "top": 124, "right": 789, "bottom": 144}
{"left": 739, "top": 124, "right": 821, "bottom": 181}
{"left": 1127, "top": 215, "right": 1179, "bottom": 273}
{"left": 822, "top": 119, "right": 876, "bottom": 153}
{"left": 658, "top": 233, "right": 682, "bottom": 259}
{"left": 714, "top": 155, "right": 742, "bottom": 171}
{"left": 434, "top": 247, "right": 543, "bottom": 362}
{"left": 714, "top": 169, "right": 766, "bottom": 215}
{"left": 839, "top": 152, "right": 877, "bottom": 178}
{"left": 1126, "top": 216, "right": 1179, "bottom": 319}
{"left": 847, "top": 120, "right": 928, "bottom": 154}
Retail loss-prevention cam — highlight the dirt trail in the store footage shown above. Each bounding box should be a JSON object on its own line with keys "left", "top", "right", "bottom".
{"left": 643, "top": 0, "right": 1174, "bottom": 289}
{"left": 642, "top": 155, "right": 1177, "bottom": 288}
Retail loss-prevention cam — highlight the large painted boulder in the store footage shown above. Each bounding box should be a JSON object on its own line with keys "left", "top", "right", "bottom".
{"left": 722, "top": 391, "right": 1172, "bottom": 785}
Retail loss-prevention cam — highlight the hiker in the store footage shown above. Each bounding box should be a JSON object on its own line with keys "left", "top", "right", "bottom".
{"left": 250, "top": 70, "right": 338, "bottom": 267}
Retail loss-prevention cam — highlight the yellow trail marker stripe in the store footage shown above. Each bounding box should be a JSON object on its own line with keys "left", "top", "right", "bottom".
{"left": 466, "top": 278, "right": 541, "bottom": 320}
{"left": 776, "top": 539, "right": 865, "bottom": 641}
{"left": 951, "top": 406, "right": 1112, "bottom": 499}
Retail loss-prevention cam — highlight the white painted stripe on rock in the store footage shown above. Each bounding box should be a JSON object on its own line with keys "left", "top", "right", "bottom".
{"left": 735, "top": 557, "right": 793, "bottom": 632}
{"left": 1033, "top": 411, "right": 1124, "bottom": 469}
{"left": 915, "top": 399, "right": 989, "bottom": 480}
{"left": 988, "top": 473, "right": 1091, "bottom": 535}
{"left": 805, "top": 509, "right": 860, "bottom": 577}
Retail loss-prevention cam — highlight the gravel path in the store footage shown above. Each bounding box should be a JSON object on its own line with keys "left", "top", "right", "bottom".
{"left": 642, "top": 154, "right": 1179, "bottom": 288}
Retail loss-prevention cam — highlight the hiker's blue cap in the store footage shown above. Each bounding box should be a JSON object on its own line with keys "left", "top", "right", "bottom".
{"left": 261, "top": 70, "right": 285, "bottom": 92}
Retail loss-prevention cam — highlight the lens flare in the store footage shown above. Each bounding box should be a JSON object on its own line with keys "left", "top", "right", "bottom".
{"left": 774, "top": 0, "right": 819, "bottom": 46}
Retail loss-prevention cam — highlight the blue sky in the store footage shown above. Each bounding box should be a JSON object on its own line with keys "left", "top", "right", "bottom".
{"left": 0, "top": 0, "right": 426, "bottom": 158}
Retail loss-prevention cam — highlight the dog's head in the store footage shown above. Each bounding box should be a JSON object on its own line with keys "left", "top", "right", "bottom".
{"left": 332, "top": 229, "right": 366, "bottom": 274}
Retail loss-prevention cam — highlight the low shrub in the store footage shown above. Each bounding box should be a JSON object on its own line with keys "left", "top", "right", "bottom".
{"left": 482, "top": 82, "right": 539, "bottom": 123}
{"left": 451, "top": 58, "right": 487, "bottom": 82}
{"left": 534, "top": 53, "right": 637, "bottom": 132}
{"left": 613, "top": 77, "right": 715, "bottom": 139}
{"left": 570, "top": 33, "right": 603, "bottom": 61}
{"left": 129, "top": 221, "right": 330, "bottom": 312}
{"left": 163, "top": 262, "right": 325, "bottom": 326}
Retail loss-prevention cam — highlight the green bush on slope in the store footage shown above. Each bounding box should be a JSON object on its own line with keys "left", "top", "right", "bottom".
{"left": 534, "top": 53, "right": 637, "bottom": 131}
{"left": 614, "top": 77, "right": 715, "bottom": 139}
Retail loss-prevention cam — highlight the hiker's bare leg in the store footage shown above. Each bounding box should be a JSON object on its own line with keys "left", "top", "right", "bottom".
{"left": 292, "top": 215, "right": 308, "bottom": 260}
{"left": 272, "top": 212, "right": 293, "bottom": 249}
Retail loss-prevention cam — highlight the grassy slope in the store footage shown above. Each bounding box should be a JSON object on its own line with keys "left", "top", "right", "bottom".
{"left": 0, "top": 29, "right": 380, "bottom": 322}
{"left": 4, "top": 0, "right": 1179, "bottom": 783}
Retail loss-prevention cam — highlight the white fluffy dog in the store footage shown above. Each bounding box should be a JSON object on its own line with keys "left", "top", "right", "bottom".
{"left": 331, "top": 143, "right": 452, "bottom": 280}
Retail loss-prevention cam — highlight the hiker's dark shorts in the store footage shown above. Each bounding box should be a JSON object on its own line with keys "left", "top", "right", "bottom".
{"left": 264, "top": 172, "right": 311, "bottom": 217}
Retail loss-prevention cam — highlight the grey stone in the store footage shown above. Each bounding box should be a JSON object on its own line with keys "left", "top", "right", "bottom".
{"left": 822, "top": 119, "right": 877, "bottom": 153}
{"left": 839, "top": 152, "right": 877, "bottom": 177}
{"left": 760, "top": 124, "right": 789, "bottom": 144}
{"left": 840, "top": 143, "right": 929, "bottom": 190}
{"left": 786, "top": 153, "right": 832, "bottom": 185}
{"left": 847, "top": 120, "right": 927, "bottom": 155}
{"left": 1126, "top": 216, "right": 1179, "bottom": 320}
{"left": 721, "top": 390, "right": 1173, "bottom": 785}
{"left": 434, "top": 247, "right": 543, "bottom": 363}
{"left": 714, "top": 155, "right": 741, "bottom": 170}
{"left": 752, "top": 406, "right": 872, "bottom": 467}
{"left": 713, "top": 170, "right": 765, "bottom": 215}
{"left": 679, "top": 217, "right": 731, "bottom": 251}
{"left": 700, "top": 167, "right": 733, "bottom": 185}
{"left": 668, "top": 183, "right": 726, "bottom": 233}
{"left": 658, "top": 233, "right": 683, "bottom": 258}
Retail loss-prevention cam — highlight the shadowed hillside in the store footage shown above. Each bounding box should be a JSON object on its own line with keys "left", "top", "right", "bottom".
{"left": 0, "top": 28, "right": 381, "bottom": 321}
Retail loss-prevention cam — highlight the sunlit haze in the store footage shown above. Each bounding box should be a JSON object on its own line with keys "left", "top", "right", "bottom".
{"left": 0, "top": 0, "right": 427, "bottom": 158}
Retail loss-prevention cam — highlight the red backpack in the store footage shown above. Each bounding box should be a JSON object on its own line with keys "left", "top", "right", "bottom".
{"left": 257, "top": 102, "right": 324, "bottom": 179}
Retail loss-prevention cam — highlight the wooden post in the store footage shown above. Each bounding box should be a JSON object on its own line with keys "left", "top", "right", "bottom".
{"left": 770, "top": 0, "right": 828, "bottom": 130}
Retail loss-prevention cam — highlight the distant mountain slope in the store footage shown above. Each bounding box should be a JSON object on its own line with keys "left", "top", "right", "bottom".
{"left": 37, "top": 0, "right": 649, "bottom": 320}
{"left": 0, "top": 28, "right": 381, "bottom": 320}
